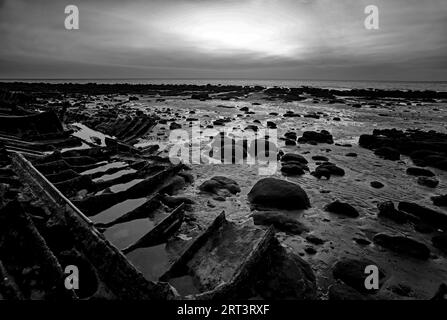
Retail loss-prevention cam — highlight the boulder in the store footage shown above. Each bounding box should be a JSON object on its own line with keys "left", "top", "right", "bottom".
{"left": 406, "top": 167, "right": 435, "bottom": 177}
{"left": 332, "top": 258, "right": 385, "bottom": 293}
{"left": 306, "top": 235, "right": 326, "bottom": 245}
{"left": 432, "top": 233, "right": 447, "bottom": 253}
{"left": 248, "top": 178, "right": 310, "bottom": 210}
{"left": 298, "top": 130, "right": 334, "bottom": 144}
{"left": 251, "top": 211, "right": 308, "bottom": 235}
{"left": 281, "top": 153, "right": 308, "bottom": 164}
{"left": 281, "top": 163, "right": 305, "bottom": 176}
{"left": 431, "top": 283, "right": 447, "bottom": 300}
{"left": 377, "top": 201, "right": 410, "bottom": 224}
{"left": 398, "top": 201, "right": 447, "bottom": 227}
{"left": 199, "top": 176, "right": 240, "bottom": 197}
{"left": 370, "top": 181, "right": 384, "bottom": 189}
{"left": 417, "top": 177, "right": 439, "bottom": 188}
{"left": 345, "top": 152, "right": 358, "bottom": 157}
{"left": 245, "top": 124, "right": 258, "bottom": 132}
{"left": 284, "top": 132, "right": 297, "bottom": 140}
{"left": 374, "top": 147, "right": 400, "bottom": 161}
{"left": 324, "top": 200, "right": 359, "bottom": 217}
{"left": 328, "top": 283, "right": 368, "bottom": 300}
{"left": 373, "top": 233, "right": 430, "bottom": 260}
{"left": 431, "top": 194, "right": 447, "bottom": 207}
{"left": 312, "top": 162, "right": 345, "bottom": 179}
{"left": 254, "top": 240, "right": 317, "bottom": 299}
{"left": 266, "top": 121, "right": 277, "bottom": 129}
{"left": 169, "top": 122, "right": 182, "bottom": 130}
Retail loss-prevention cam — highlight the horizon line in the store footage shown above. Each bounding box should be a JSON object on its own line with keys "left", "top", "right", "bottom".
{"left": 0, "top": 78, "right": 446, "bottom": 83}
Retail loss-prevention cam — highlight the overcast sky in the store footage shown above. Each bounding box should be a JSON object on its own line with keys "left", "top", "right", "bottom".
{"left": 0, "top": 0, "right": 446, "bottom": 81}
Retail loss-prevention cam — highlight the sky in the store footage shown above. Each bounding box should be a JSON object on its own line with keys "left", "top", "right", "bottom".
{"left": 0, "top": 0, "right": 446, "bottom": 81}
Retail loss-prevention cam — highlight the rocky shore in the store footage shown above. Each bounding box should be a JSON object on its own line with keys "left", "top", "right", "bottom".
{"left": 0, "top": 82, "right": 446, "bottom": 300}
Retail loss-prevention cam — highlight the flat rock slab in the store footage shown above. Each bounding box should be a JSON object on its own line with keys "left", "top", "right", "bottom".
{"left": 161, "top": 212, "right": 273, "bottom": 295}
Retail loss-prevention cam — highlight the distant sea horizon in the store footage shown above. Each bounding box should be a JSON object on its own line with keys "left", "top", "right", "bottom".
{"left": 1, "top": 78, "right": 446, "bottom": 92}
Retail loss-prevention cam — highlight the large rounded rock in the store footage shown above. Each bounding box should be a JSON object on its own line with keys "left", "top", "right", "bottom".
{"left": 248, "top": 178, "right": 310, "bottom": 210}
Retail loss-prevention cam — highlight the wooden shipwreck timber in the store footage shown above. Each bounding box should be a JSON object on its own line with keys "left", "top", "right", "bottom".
{"left": 1, "top": 150, "right": 307, "bottom": 300}
{"left": 0, "top": 90, "right": 315, "bottom": 300}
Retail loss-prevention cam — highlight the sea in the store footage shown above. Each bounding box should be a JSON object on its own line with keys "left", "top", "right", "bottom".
{"left": 1, "top": 79, "right": 446, "bottom": 92}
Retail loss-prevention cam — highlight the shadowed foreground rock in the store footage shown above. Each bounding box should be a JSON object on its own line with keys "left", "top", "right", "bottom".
{"left": 253, "top": 238, "right": 317, "bottom": 300}
{"left": 332, "top": 258, "right": 385, "bottom": 294}
{"left": 328, "top": 282, "right": 369, "bottom": 300}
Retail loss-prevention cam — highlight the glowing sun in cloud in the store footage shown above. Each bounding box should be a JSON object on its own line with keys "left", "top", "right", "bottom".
{"left": 156, "top": 1, "right": 309, "bottom": 58}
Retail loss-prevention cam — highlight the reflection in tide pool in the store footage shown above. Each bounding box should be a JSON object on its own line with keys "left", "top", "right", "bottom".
{"left": 81, "top": 161, "right": 128, "bottom": 175}
{"left": 168, "top": 275, "right": 200, "bottom": 296}
{"left": 109, "top": 179, "right": 144, "bottom": 193}
{"left": 92, "top": 198, "right": 147, "bottom": 225}
{"left": 93, "top": 168, "right": 136, "bottom": 182}
{"left": 126, "top": 245, "right": 171, "bottom": 282}
{"left": 103, "top": 218, "right": 154, "bottom": 250}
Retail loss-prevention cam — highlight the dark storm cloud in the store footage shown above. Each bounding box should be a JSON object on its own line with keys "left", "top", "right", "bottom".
{"left": 0, "top": 0, "right": 446, "bottom": 80}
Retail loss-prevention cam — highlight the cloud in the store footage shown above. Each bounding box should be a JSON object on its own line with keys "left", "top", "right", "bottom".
{"left": 0, "top": 0, "right": 446, "bottom": 80}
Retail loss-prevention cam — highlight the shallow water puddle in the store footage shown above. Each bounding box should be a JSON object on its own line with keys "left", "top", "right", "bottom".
{"left": 61, "top": 142, "right": 90, "bottom": 153}
{"left": 109, "top": 179, "right": 144, "bottom": 193}
{"left": 168, "top": 275, "right": 201, "bottom": 296}
{"left": 70, "top": 122, "right": 112, "bottom": 146}
{"left": 92, "top": 168, "right": 136, "bottom": 182}
{"left": 92, "top": 197, "right": 147, "bottom": 225}
{"left": 125, "top": 244, "right": 171, "bottom": 282}
{"left": 81, "top": 161, "right": 128, "bottom": 175}
{"left": 103, "top": 218, "right": 154, "bottom": 250}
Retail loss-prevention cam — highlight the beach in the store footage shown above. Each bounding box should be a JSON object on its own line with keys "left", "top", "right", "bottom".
{"left": 1, "top": 82, "right": 446, "bottom": 300}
